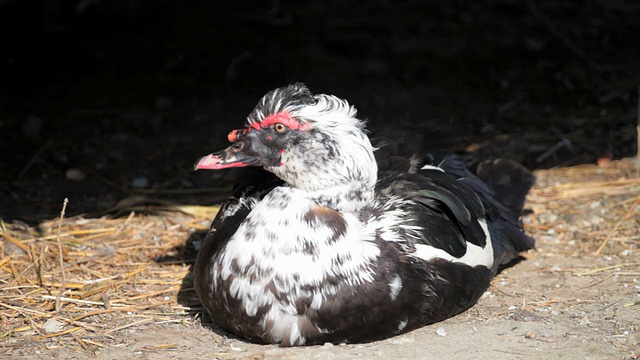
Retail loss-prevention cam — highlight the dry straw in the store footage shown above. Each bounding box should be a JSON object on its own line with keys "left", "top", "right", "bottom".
{"left": 1, "top": 204, "right": 218, "bottom": 354}
{"left": 1, "top": 158, "right": 639, "bottom": 355}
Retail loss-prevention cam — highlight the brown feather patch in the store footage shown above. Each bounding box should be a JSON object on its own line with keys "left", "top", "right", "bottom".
{"left": 303, "top": 206, "right": 348, "bottom": 241}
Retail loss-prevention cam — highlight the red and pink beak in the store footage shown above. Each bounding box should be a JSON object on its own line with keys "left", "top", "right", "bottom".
{"left": 194, "top": 129, "right": 252, "bottom": 170}
{"left": 194, "top": 153, "right": 249, "bottom": 170}
{"left": 195, "top": 113, "right": 308, "bottom": 171}
{"left": 195, "top": 127, "right": 284, "bottom": 170}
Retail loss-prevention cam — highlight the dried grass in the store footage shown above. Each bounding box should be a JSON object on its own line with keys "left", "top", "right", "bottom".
{"left": 528, "top": 159, "right": 640, "bottom": 203}
{"left": 1, "top": 158, "right": 639, "bottom": 355}
{"left": 1, "top": 204, "right": 218, "bottom": 353}
{"left": 526, "top": 157, "right": 640, "bottom": 256}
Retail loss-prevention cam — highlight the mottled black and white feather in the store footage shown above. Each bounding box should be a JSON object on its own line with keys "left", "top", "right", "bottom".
{"left": 194, "top": 84, "right": 535, "bottom": 346}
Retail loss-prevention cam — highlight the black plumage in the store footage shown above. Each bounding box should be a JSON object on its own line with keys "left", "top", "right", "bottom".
{"left": 193, "top": 84, "right": 535, "bottom": 346}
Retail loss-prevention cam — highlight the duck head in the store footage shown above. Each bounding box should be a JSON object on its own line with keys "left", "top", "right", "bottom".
{"left": 195, "top": 83, "right": 378, "bottom": 210}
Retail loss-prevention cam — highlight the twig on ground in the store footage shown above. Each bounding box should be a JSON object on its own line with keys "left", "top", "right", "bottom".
{"left": 550, "top": 125, "right": 575, "bottom": 154}
{"left": 535, "top": 126, "right": 577, "bottom": 164}
{"left": 636, "top": 86, "right": 640, "bottom": 177}
{"left": 42, "top": 295, "right": 117, "bottom": 307}
{"left": 576, "top": 262, "right": 640, "bottom": 276}
{"left": 34, "top": 327, "right": 80, "bottom": 340}
{"left": 104, "top": 318, "right": 153, "bottom": 335}
{"left": 54, "top": 198, "right": 69, "bottom": 313}
{"left": 594, "top": 196, "right": 640, "bottom": 256}
{"left": 536, "top": 138, "right": 572, "bottom": 163}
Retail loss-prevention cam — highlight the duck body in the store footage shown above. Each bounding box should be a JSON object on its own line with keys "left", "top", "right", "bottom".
{"left": 194, "top": 84, "right": 535, "bottom": 346}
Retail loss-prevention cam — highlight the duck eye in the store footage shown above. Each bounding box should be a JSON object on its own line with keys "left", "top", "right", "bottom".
{"left": 274, "top": 123, "right": 288, "bottom": 133}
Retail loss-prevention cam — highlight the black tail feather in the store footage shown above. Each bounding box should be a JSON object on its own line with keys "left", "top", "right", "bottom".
{"left": 476, "top": 159, "right": 536, "bottom": 216}
{"left": 424, "top": 152, "right": 535, "bottom": 217}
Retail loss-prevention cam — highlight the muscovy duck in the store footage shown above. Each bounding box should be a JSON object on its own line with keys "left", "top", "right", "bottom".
{"left": 193, "top": 83, "right": 535, "bottom": 346}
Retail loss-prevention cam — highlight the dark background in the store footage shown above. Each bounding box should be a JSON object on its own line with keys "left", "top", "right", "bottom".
{"left": 1, "top": 0, "right": 638, "bottom": 221}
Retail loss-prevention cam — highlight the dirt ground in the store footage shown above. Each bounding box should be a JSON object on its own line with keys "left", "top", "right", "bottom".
{"left": 2, "top": 158, "right": 639, "bottom": 359}
{"left": 1, "top": 0, "right": 639, "bottom": 359}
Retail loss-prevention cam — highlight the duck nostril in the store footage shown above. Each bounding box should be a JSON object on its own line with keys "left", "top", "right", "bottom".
{"left": 230, "top": 140, "right": 245, "bottom": 152}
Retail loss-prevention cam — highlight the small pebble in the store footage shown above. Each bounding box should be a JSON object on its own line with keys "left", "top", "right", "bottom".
{"left": 2, "top": 239, "right": 27, "bottom": 255}
{"left": 66, "top": 168, "right": 87, "bottom": 181}
{"left": 577, "top": 316, "right": 590, "bottom": 325}
{"left": 192, "top": 240, "right": 202, "bottom": 251}
{"left": 42, "top": 318, "right": 64, "bottom": 334}
{"left": 131, "top": 176, "right": 149, "bottom": 188}
{"left": 435, "top": 327, "right": 447, "bottom": 337}
{"left": 481, "top": 291, "right": 495, "bottom": 299}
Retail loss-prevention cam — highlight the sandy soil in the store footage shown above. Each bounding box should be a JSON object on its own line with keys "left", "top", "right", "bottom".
{"left": 4, "top": 158, "right": 638, "bottom": 360}
{"left": 2, "top": 1, "right": 638, "bottom": 358}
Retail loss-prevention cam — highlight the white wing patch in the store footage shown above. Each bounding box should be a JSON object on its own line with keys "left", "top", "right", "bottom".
{"left": 420, "top": 164, "right": 444, "bottom": 172}
{"left": 411, "top": 219, "right": 494, "bottom": 268}
{"left": 397, "top": 318, "right": 408, "bottom": 332}
{"left": 388, "top": 273, "right": 402, "bottom": 301}
{"left": 363, "top": 196, "right": 423, "bottom": 243}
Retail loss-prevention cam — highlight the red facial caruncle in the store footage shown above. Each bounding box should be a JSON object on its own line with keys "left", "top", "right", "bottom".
{"left": 250, "top": 112, "right": 309, "bottom": 132}
{"left": 226, "top": 112, "right": 308, "bottom": 144}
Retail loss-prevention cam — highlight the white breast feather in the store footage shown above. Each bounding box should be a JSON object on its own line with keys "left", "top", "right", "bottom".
{"left": 211, "top": 186, "right": 381, "bottom": 338}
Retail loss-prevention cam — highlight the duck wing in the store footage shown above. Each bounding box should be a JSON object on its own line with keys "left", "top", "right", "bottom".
{"left": 376, "top": 153, "right": 534, "bottom": 270}
{"left": 379, "top": 170, "right": 487, "bottom": 259}
{"left": 424, "top": 153, "right": 536, "bottom": 258}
